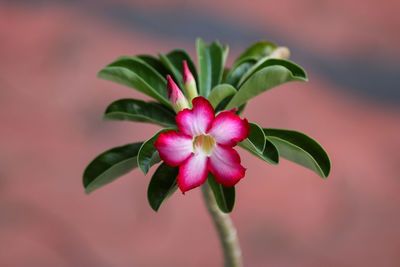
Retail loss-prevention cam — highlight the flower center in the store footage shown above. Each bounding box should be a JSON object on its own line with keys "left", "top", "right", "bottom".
{"left": 193, "top": 134, "right": 216, "bottom": 155}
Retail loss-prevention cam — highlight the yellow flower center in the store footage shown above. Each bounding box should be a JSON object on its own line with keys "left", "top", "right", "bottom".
{"left": 193, "top": 134, "right": 216, "bottom": 155}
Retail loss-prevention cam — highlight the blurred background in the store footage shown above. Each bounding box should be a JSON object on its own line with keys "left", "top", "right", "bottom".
{"left": 1, "top": 0, "right": 399, "bottom": 266}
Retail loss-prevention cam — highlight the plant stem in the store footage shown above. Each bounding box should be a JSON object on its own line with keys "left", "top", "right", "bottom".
{"left": 201, "top": 183, "right": 243, "bottom": 267}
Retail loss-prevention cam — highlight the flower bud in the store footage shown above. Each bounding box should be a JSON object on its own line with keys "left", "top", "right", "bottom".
{"left": 167, "top": 75, "right": 189, "bottom": 113}
{"left": 270, "top": 46, "right": 290, "bottom": 60}
{"left": 182, "top": 60, "right": 198, "bottom": 102}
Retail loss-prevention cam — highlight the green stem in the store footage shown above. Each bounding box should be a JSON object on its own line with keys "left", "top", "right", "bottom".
{"left": 201, "top": 183, "right": 242, "bottom": 267}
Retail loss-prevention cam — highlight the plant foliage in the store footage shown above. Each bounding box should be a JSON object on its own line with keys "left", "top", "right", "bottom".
{"left": 83, "top": 39, "right": 331, "bottom": 213}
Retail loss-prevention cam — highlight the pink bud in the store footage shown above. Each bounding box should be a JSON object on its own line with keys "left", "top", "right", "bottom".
{"left": 167, "top": 75, "right": 189, "bottom": 113}
{"left": 182, "top": 61, "right": 198, "bottom": 102}
{"left": 182, "top": 61, "right": 194, "bottom": 84}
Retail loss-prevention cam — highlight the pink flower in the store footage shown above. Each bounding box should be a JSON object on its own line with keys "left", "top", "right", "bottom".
{"left": 154, "top": 96, "right": 250, "bottom": 193}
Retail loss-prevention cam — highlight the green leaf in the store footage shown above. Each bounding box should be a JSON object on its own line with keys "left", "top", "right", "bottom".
{"left": 98, "top": 56, "right": 170, "bottom": 107}
{"left": 158, "top": 50, "right": 197, "bottom": 89}
{"left": 239, "top": 122, "right": 266, "bottom": 152}
{"left": 235, "top": 41, "right": 277, "bottom": 63}
{"left": 238, "top": 58, "right": 307, "bottom": 87}
{"left": 207, "top": 84, "right": 237, "bottom": 109}
{"left": 147, "top": 163, "right": 179, "bottom": 212}
{"left": 103, "top": 98, "right": 176, "bottom": 127}
{"left": 138, "top": 128, "right": 174, "bottom": 174}
{"left": 196, "top": 39, "right": 224, "bottom": 97}
{"left": 225, "top": 58, "right": 257, "bottom": 87}
{"left": 222, "top": 67, "right": 230, "bottom": 82}
{"left": 136, "top": 54, "right": 171, "bottom": 78}
{"left": 226, "top": 59, "right": 307, "bottom": 109}
{"left": 167, "top": 50, "right": 198, "bottom": 81}
{"left": 264, "top": 128, "right": 331, "bottom": 178}
{"left": 262, "top": 136, "right": 280, "bottom": 165}
{"left": 207, "top": 174, "right": 235, "bottom": 213}
{"left": 83, "top": 142, "right": 143, "bottom": 194}
{"left": 222, "top": 45, "right": 230, "bottom": 66}
{"left": 239, "top": 123, "right": 279, "bottom": 165}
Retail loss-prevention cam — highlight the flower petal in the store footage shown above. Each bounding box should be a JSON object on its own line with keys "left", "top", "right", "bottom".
{"left": 154, "top": 131, "right": 193, "bottom": 166}
{"left": 177, "top": 153, "right": 209, "bottom": 193}
{"left": 176, "top": 96, "right": 214, "bottom": 137}
{"left": 208, "top": 145, "right": 246, "bottom": 187}
{"left": 208, "top": 111, "right": 250, "bottom": 146}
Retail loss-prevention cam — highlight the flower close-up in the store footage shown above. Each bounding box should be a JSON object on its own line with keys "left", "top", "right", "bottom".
{"left": 82, "top": 38, "right": 332, "bottom": 267}
{"left": 84, "top": 39, "right": 330, "bottom": 209}
{"left": 154, "top": 95, "right": 250, "bottom": 193}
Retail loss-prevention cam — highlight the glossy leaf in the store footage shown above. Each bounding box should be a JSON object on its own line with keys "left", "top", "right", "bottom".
{"left": 225, "top": 58, "right": 257, "bottom": 87}
{"left": 83, "top": 142, "right": 143, "bottom": 194}
{"left": 238, "top": 58, "right": 307, "bottom": 87}
{"left": 137, "top": 54, "right": 170, "bottom": 78}
{"left": 104, "top": 99, "right": 176, "bottom": 127}
{"left": 196, "top": 39, "right": 224, "bottom": 97}
{"left": 262, "top": 137, "right": 280, "bottom": 165}
{"left": 235, "top": 41, "right": 277, "bottom": 63}
{"left": 226, "top": 59, "right": 307, "bottom": 109}
{"left": 207, "top": 84, "right": 237, "bottom": 109}
{"left": 167, "top": 50, "right": 198, "bottom": 81}
{"left": 264, "top": 128, "right": 331, "bottom": 178}
{"left": 239, "top": 123, "right": 266, "bottom": 153}
{"left": 208, "top": 174, "right": 235, "bottom": 213}
{"left": 239, "top": 123, "right": 279, "bottom": 165}
{"left": 147, "top": 163, "right": 179, "bottom": 212}
{"left": 138, "top": 128, "right": 174, "bottom": 174}
{"left": 98, "top": 56, "right": 170, "bottom": 107}
{"left": 158, "top": 50, "right": 197, "bottom": 89}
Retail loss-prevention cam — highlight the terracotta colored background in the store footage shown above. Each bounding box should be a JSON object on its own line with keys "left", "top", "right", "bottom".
{"left": 1, "top": 1, "right": 399, "bottom": 266}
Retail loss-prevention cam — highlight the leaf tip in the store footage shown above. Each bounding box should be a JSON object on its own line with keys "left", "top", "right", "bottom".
{"left": 84, "top": 187, "right": 93, "bottom": 195}
{"left": 101, "top": 114, "right": 111, "bottom": 121}
{"left": 147, "top": 196, "right": 160, "bottom": 212}
{"left": 321, "top": 165, "right": 331, "bottom": 179}
{"left": 153, "top": 206, "right": 160, "bottom": 212}
{"left": 139, "top": 165, "right": 149, "bottom": 175}
{"left": 97, "top": 68, "right": 107, "bottom": 78}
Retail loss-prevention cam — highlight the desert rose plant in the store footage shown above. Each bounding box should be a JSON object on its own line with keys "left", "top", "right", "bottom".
{"left": 83, "top": 39, "right": 331, "bottom": 267}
